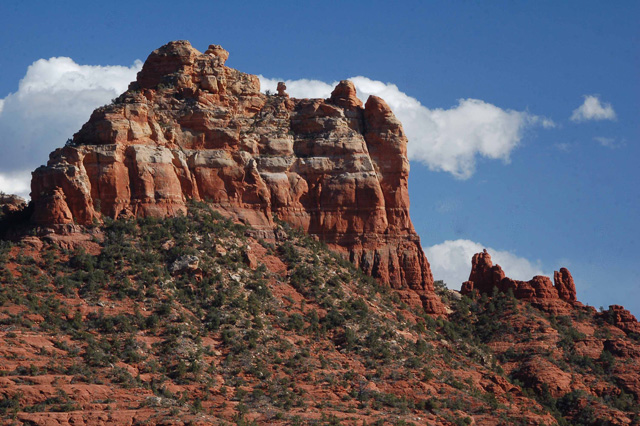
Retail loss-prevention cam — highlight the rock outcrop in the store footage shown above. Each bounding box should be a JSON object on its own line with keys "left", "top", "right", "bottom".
{"left": 461, "top": 249, "right": 577, "bottom": 313}
{"left": 600, "top": 305, "right": 640, "bottom": 334}
{"left": 30, "top": 40, "right": 444, "bottom": 314}
{"left": 553, "top": 267, "right": 577, "bottom": 302}
{"left": 0, "top": 194, "right": 26, "bottom": 216}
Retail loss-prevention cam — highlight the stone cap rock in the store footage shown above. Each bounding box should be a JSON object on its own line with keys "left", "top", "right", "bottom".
{"left": 205, "top": 44, "right": 229, "bottom": 64}
{"left": 329, "top": 80, "right": 363, "bottom": 109}
{"left": 136, "top": 40, "right": 201, "bottom": 89}
{"left": 276, "top": 82, "right": 288, "bottom": 97}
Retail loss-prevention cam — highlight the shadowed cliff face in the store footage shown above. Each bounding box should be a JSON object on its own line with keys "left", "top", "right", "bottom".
{"left": 30, "top": 40, "right": 444, "bottom": 314}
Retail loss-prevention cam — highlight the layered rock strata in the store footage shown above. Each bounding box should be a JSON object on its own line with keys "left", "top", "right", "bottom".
{"left": 461, "top": 250, "right": 578, "bottom": 314}
{"left": 30, "top": 40, "right": 444, "bottom": 313}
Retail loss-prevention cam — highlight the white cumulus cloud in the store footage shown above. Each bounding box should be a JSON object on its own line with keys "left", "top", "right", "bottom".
{"left": 570, "top": 95, "right": 616, "bottom": 122}
{"left": 0, "top": 170, "right": 31, "bottom": 200}
{"left": 0, "top": 57, "right": 142, "bottom": 198}
{"left": 260, "top": 76, "right": 553, "bottom": 179}
{"left": 425, "top": 239, "right": 547, "bottom": 290}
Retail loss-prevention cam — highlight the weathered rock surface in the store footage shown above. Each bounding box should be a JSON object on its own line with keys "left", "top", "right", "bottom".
{"left": 461, "top": 249, "right": 578, "bottom": 313}
{"left": 0, "top": 193, "right": 26, "bottom": 215}
{"left": 511, "top": 358, "right": 574, "bottom": 398}
{"left": 600, "top": 305, "right": 640, "bottom": 334}
{"left": 554, "top": 267, "right": 577, "bottom": 302}
{"left": 30, "top": 40, "right": 443, "bottom": 313}
{"left": 169, "top": 254, "right": 200, "bottom": 274}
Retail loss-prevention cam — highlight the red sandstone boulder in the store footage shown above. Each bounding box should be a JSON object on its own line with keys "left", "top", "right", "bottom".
{"left": 243, "top": 247, "right": 259, "bottom": 270}
{"left": 29, "top": 40, "right": 444, "bottom": 314}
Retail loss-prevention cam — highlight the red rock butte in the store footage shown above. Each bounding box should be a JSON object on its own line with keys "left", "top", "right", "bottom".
{"left": 30, "top": 40, "right": 445, "bottom": 314}
{"left": 461, "top": 249, "right": 579, "bottom": 315}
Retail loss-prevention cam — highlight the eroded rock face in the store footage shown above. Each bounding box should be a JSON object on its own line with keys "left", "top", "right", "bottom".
{"left": 461, "top": 250, "right": 577, "bottom": 313}
{"left": 461, "top": 249, "right": 505, "bottom": 295}
{"left": 0, "top": 194, "right": 26, "bottom": 215}
{"left": 600, "top": 305, "right": 640, "bottom": 334}
{"left": 554, "top": 268, "right": 577, "bottom": 302}
{"left": 511, "top": 359, "right": 574, "bottom": 398}
{"left": 30, "top": 40, "right": 444, "bottom": 314}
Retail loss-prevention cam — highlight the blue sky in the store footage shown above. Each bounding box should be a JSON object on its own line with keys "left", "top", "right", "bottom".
{"left": 1, "top": 1, "right": 638, "bottom": 315}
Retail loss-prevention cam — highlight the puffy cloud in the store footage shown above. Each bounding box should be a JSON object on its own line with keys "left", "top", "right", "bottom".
{"left": 539, "top": 118, "right": 556, "bottom": 129}
{"left": 0, "top": 171, "right": 31, "bottom": 200}
{"left": 260, "top": 76, "right": 552, "bottom": 179}
{"left": 0, "top": 57, "right": 142, "bottom": 197}
{"left": 571, "top": 95, "right": 616, "bottom": 122}
{"left": 425, "top": 239, "right": 546, "bottom": 290}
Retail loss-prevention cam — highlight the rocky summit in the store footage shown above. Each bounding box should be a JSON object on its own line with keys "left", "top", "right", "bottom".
{"left": 30, "top": 40, "right": 443, "bottom": 314}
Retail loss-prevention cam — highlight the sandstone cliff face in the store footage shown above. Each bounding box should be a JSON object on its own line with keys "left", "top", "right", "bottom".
{"left": 30, "top": 40, "right": 443, "bottom": 313}
{"left": 461, "top": 249, "right": 577, "bottom": 314}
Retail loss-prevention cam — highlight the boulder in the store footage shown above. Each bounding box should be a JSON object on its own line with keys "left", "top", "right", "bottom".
{"left": 169, "top": 255, "right": 200, "bottom": 274}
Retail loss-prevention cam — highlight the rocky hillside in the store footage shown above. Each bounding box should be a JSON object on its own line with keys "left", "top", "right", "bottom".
{"left": 0, "top": 204, "right": 638, "bottom": 425}
{"left": 29, "top": 40, "right": 442, "bottom": 314}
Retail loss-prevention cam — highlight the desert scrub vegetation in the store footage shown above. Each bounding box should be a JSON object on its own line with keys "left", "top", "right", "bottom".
{"left": 0, "top": 202, "right": 637, "bottom": 424}
{"left": 0, "top": 202, "right": 447, "bottom": 422}
{"left": 437, "top": 280, "right": 640, "bottom": 424}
